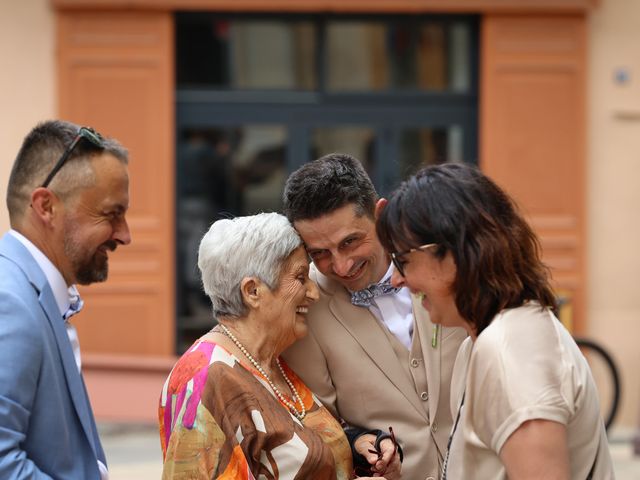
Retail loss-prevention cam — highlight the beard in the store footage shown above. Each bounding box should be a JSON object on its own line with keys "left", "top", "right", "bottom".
{"left": 63, "top": 231, "right": 117, "bottom": 285}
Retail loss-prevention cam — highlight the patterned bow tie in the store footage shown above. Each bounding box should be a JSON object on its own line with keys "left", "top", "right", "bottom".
{"left": 63, "top": 286, "right": 84, "bottom": 321}
{"left": 350, "top": 278, "right": 400, "bottom": 307}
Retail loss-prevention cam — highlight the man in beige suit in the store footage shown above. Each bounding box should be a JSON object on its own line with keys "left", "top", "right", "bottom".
{"left": 282, "top": 153, "right": 466, "bottom": 479}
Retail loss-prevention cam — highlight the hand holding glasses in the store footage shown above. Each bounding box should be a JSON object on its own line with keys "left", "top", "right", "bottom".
{"left": 353, "top": 427, "right": 401, "bottom": 479}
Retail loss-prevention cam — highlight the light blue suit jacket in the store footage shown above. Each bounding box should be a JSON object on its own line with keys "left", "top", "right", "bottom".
{"left": 0, "top": 233, "right": 106, "bottom": 479}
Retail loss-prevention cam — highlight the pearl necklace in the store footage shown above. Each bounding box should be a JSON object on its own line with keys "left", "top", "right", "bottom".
{"left": 219, "top": 324, "right": 306, "bottom": 421}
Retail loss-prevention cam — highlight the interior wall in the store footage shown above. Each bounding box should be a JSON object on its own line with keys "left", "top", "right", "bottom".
{"left": 0, "top": 0, "right": 55, "bottom": 231}
{"left": 588, "top": 0, "right": 640, "bottom": 430}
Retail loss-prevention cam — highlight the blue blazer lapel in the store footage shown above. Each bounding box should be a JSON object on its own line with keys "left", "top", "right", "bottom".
{"left": 39, "top": 287, "right": 101, "bottom": 460}
{"left": 0, "top": 233, "right": 102, "bottom": 462}
{"left": 80, "top": 374, "right": 107, "bottom": 465}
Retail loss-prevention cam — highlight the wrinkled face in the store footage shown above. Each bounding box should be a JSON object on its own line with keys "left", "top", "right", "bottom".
{"left": 61, "top": 153, "right": 131, "bottom": 285}
{"left": 390, "top": 247, "right": 464, "bottom": 329}
{"left": 294, "top": 204, "right": 389, "bottom": 292}
{"left": 264, "top": 246, "right": 319, "bottom": 348}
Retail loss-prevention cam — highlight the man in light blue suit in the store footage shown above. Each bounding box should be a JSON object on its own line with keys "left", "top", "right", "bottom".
{"left": 0, "top": 120, "right": 131, "bottom": 479}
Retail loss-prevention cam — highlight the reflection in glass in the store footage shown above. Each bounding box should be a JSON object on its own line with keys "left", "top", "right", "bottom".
{"left": 233, "top": 125, "right": 288, "bottom": 214}
{"left": 398, "top": 126, "right": 463, "bottom": 178}
{"left": 311, "top": 127, "right": 376, "bottom": 176}
{"left": 231, "top": 22, "right": 316, "bottom": 89}
{"left": 176, "top": 15, "right": 316, "bottom": 89}
{"left": 449, "top": 22, "right": 471, "bottom": 92}
{"left": 176, "top": 14, "right": 472, "bottom": 93}
{"left": 175, "top": 13, "right": 477, "bottom": 352}
{"left": 326, "top": 20, "right": 470, "bottom": 92}
{"left": 176, "top": 125, "right": 287, "bottom": 351}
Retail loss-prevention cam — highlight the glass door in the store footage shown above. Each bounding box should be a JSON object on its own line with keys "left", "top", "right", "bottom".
{"left": 174, "top": 12, "right": 478, "bottom": 352}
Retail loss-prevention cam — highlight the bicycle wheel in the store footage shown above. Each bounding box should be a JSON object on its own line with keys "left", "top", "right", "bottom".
{"left": 574, "top": 337, "right": 621, "bottom": 431}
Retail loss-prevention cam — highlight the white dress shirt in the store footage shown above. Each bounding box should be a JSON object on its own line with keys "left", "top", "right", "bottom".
{"left": 367, "top": 263, "right": 414, "bottom": 349}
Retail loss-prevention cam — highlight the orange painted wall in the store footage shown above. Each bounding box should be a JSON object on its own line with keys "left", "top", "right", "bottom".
{"left": 481, "top": 15, "right": 587, "bottom": 332}
{"left": 57, "top": 11, "right": 176, "bottom": 357}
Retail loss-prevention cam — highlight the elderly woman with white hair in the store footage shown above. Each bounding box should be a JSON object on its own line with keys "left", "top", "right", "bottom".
{"left": 159, "top": 213, "right": 390, "bottom": 479}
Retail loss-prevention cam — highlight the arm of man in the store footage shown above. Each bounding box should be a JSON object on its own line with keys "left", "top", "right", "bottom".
{"left": 282, "top": 323, "right": 339, "bottom": 417}
{"left": 499, "top": 419, "right": 569, "bottom": 480}
{"left": 0, "top": 291, "right": 53, "bottom": 479}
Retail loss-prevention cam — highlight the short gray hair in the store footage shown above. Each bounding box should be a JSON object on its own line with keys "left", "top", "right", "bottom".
{"left": 198, "top": 212, "right": 303, "bottom": 318}
{"left": 7, "top": 120, "right": 128, "bottom": 224}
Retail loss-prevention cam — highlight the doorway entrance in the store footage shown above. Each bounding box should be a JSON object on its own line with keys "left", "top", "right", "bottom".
{"left": 175, "top": 13, "right": 478, "bottom": 351}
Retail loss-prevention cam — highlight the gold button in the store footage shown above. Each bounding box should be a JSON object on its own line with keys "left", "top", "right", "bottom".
{"left": 431, "top": 421, "right": 438, "bottom": 433}
{"left": 411, "top": 358, "right": 420, "bottom": 367}
{"left": 420, "top": 391, "right": 428, "bottom": 401}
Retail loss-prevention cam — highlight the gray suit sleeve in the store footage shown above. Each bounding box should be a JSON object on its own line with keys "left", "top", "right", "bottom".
{"left": 0, "top": 291, "right": 53, "bottom": 479}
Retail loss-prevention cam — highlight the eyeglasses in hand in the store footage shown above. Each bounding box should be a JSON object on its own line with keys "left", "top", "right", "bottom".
{"left": 352, "top": 426, "right": 399, "bottom": 478}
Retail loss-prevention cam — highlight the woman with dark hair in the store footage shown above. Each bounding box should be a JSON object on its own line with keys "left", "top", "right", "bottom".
{"left": 376, "top": 163, "right": 613, "bottom": 479}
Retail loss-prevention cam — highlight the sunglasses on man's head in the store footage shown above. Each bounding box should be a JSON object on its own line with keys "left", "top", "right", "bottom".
{"left": 41, "top": 126, "right": 104, "bottom": 188}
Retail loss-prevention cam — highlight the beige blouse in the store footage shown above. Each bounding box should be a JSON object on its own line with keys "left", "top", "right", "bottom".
{"left": 445, "top": 303, "right": 614, "bottom": 479}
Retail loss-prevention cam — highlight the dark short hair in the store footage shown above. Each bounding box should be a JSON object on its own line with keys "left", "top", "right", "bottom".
{"left": 283, "top": 153, "right": 377, "bottom": 222}
{"left": 7, "top": 120, "right": 128, "bottom": 222}
{"left": 377, "top": 163, "right": 556, "bottom": 335}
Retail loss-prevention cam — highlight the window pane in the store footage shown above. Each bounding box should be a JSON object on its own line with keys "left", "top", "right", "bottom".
{"left": 398, "top": 126, "right": 463, "bottom": 178}
{"left": 449, "top": 22, "right": 471, "bottom": 92}
{"left": 176, "top": 125, "right": 287, "bottom": 350}
{"left": 177, "top": 124, "right": 287, "bottom": 218}
{"left": 176, "top": 15, "right": 316, "bottom": 90}
{"left": 233, "top": 125, "right": 288, "bottom": 214}
{"left": 311, "top": 127, "right": 376, "bottom": 176}
{"left": 325, "top": 20, "right": 471, "bottom": 92}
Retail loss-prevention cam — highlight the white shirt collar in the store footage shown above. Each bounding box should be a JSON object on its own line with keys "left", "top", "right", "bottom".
{"left": 9, "top": 229, "right": 71, "bottom": 317}
{"left": 369, "top": 262, "right": 414, "bottom": 349}
{"left": 381, "top": 262, "right": 395, "bottom": 283}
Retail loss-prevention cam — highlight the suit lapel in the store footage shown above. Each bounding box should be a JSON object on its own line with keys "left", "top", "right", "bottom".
{"left": 39, "top": 287, "right": 99, "bottom": 459}
{"left": 319, "top": 272, "right": 429, "bottom": 420}
{"left": 412, "top": 294, "right": 441, "bottom": 424}
{"left": 1, "top": 234, "right": 100, "bottom": 461}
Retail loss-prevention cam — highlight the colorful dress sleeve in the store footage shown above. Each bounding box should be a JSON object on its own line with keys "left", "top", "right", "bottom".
{"left": 159, "top": 339, "right": 352, "bottom": 479}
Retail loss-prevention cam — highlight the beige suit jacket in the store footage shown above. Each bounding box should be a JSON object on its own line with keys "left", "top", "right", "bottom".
{"left": 283, "top": 266, "right": 467, "bottom": 480}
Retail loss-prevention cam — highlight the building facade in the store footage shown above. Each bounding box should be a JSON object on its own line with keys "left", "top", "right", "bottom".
{"left": 1, "top": 0, "right": 638, "bottom": 436}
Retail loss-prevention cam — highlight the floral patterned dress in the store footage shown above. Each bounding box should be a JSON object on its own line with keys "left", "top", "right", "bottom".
{"left": 159, "top": 339, "right": 353, "bottom": 479}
